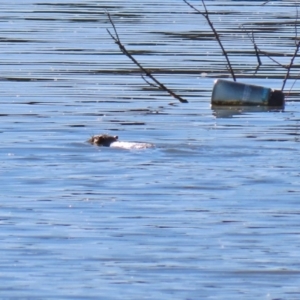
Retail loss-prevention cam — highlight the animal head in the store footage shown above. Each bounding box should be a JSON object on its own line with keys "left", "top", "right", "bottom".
{"left": 88, "top": 134, "right": 118, "bottom": 146}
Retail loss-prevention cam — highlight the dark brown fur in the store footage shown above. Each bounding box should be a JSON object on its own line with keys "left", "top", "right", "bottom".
{"left": 88, "top": 134, "right": 118, "bottom": 147}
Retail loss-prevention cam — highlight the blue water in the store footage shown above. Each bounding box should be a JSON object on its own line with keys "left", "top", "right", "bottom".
{"left": 1, "top": 0, "right": 300, "bottom": 299}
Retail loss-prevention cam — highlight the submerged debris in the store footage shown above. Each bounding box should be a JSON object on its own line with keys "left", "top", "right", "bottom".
{"left": 211, "top": 79, "right": 285, "bottom": 107}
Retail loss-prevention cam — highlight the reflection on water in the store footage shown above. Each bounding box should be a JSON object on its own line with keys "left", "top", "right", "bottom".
{"left": 1, "top": 0, "right": 300, "bottom": 299}
{"left": 212, "top": 105, "right": 285, "bottom": 118}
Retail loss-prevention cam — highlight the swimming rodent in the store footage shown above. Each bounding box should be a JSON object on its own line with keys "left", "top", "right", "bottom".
{"left": 88, "top": 134, "right": 153, "bottom": 149}
{"left": 88, "top": 134, "right": 118, "bottom": 147}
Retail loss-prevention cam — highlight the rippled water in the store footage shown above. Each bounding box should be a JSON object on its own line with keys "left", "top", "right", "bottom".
{"left": 1, "top": 0, "right": 300, "bottom": 299}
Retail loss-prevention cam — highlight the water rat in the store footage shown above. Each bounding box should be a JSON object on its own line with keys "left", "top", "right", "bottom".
{"left": 88, "top": 134, "right": 153, "bottom": 149}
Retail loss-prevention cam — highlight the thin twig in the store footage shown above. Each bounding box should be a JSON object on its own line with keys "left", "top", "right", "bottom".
{"left": 282, "top": 4, "right": 300, "bottom": 92}
{"left": 262, "top": 1, "right": 271, "bottom": 5}
{"left": 141, "top": 75, "right": 158, "bottom": 88}
{"left": 295, "top": 6, "right": 299, "bottom": 45}
{"left": 106, "top": 12, "right": 188, "bottom": 103}
{"left": 288, "top": 72, "right": 300, "bottom": 97}
{"left": 107, "top": 10, "right": 120, "bottom": 42}
{"left": 288, "top": 4, "right": 300, "bottom": 95}
{"left": 256, "top": 50, "right": 286, "bottom": 68}
{"left": 252, "top": 33, "right": 261, "bottom": 64}
{"left": 251, "top": 32, "right": 262, "bottom": 75}
{"left": 183, "top": 0, "right": 236, "bottom": 81}
{"left": 281, "top": 41, "right": 300, "bottom": 91}
{"left": 240, "top": 25, "right": 285, "bottom": 69}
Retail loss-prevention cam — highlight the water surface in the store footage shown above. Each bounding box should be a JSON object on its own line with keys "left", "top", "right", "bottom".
{"left": 1, "top": 0, "right": 300, "bottom": 299}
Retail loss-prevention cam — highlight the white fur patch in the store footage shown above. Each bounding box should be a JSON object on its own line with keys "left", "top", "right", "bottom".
{"left": 110, "top": 141, "right": 153, "bottom": 150}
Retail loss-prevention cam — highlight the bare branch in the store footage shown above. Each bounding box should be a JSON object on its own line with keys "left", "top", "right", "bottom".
{"left": 183, "top": 0, "right": 236, "bottom": 81}
{"left": 106, "top": 12, "right": 188, "bottom": 103}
